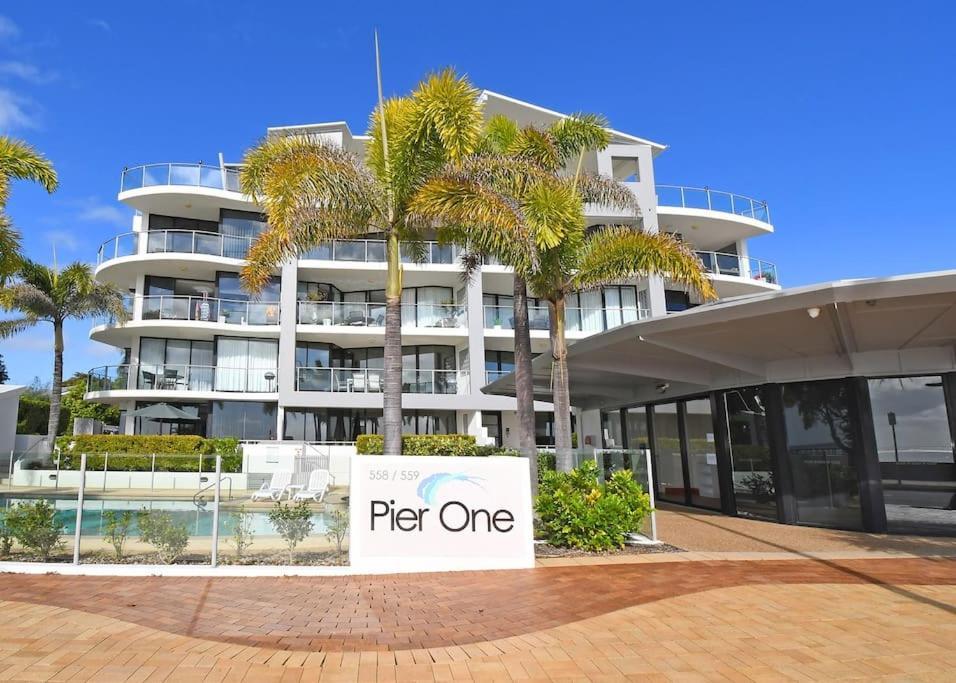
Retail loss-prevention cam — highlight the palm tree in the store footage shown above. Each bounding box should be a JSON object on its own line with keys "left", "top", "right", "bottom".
{"left": 0, "top": 137, "right": 58, "bottom": 283}
{"left": 0, "top": 260, "right": 127, "bottom": 451}
{"left": 238, "top": 69, "right": 484, "bottom": 455}
{"left": 413, "top": 114, "right": 716, "bottom": 471}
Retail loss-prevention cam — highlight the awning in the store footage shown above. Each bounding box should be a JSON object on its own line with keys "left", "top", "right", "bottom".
{"left": 483, "top": 270, "right": 956, "bottom": 409}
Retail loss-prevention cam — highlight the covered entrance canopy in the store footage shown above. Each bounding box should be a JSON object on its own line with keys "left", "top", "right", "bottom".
{"left": 484, "top": 271, "right": 956, "bottom": 409}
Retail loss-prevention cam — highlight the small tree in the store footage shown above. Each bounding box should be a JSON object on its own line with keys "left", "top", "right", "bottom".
{"left": 325, "top": 508, "right": 349, "bottom": 555}
{"left": 0, "top": 353, "right": 8, "bottom": 383}
{"left": 267, "top": 501, "right": 314, "bottom": 565}
{"left": 102, "top": 510, "right": 133, "bottom": 559}
{"left": 229, "top": 506, "right": 255, "bottom": 560}
{"left": 61, "top": 373, "right": 120, "bottom": 427}
{"left": 5, "top": 499, "right": 64, "bottom": 560}
{"left": 137, "top": 509, "right": 189, "bottom": 564}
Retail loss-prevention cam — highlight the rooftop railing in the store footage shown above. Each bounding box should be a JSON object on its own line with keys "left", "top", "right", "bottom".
{"left": 87, "top": 364, "right": 279, "bottom": 393}
{"left": 695, "top": 251, "right": 778, "bottom": 285}
{"left": 657, "top": 185, "right": 771, "bottom": 223}
{"left": 295, "top": 367, "right": 467, "bottom": 394}
{"left": 300, "top": 239, "right": 457, "bottom": 265}
{"left": 297, "top": 301, "right": 466, "bottom": 329}
{"left": 120, "top": 163, "right": 242, "bottom": 193}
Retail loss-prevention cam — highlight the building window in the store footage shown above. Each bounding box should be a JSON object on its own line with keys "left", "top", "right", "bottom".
{"left": 602, "top": 410, "right": 623, "bottom": 448}
{"left": 210, "top": 401, "right": 276, "bottom": 440}
{"left": 867, "top": 376, "right": 956, "bottom": 535}
{"left": 282, "top": 409, "right": 455, "bottom": 441}
{"left": 781, "top": 380, "right": 863, "bottom": 530}
{"left": 482, "top": 411, "right": 503, "bottom": 447}
{"left": 625, "top": 407, "right": 649, "bottom": 450}
{"left": 665, "top": 290, "right": 694, "bottom": 313}
{"left": 138, "top": 337, "right": 213, "bottom": 391}
{"left": 684, "top": 398, "right": 721, "bottom": 510}
{"left": 535, "top": 412, "right": 576, "bottom": 447}
{"left": 134, "top": 401, "right": 209, "bottom": 436}
{"left": 724, "top": 388, "right": 777, "bottom": 520}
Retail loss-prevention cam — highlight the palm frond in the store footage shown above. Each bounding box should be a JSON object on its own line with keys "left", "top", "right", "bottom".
{"left": 521, "top": 180, "right": 584, "bottom": 250}
{"left": 404, "top": 68, "right": 483, "bottom": 164}
{"left": 0, "top": 282, "right": 57, "bottom": 319}
{"left": 0, "top": 213, "right": 21, "bottom": 284}
{"left": 570, "top": 227, "right": 716, "bottom": 300}
{"left": 549, "top": 113, "right": 611, "bottom": 162}
{"left": 0, "top": 315, "right": 38, "bottom": 339}
{"left": 0, "top": 136, "right": 58, "bottom": 206}
{"left": 478, "top": 115, "right": 519, "bottom": 155}
{"left": 510, "top": 127, "right": 561, "bottom": 172}
{"left": 573, "top": 173, "right": 640, "bottom": 214}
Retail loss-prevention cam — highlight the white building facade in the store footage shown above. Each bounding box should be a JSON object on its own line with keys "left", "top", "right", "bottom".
{"left": 85, "top": 92, "right": 779, "bottom": 446}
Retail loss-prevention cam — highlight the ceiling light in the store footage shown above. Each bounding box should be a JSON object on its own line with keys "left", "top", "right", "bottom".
{"left": 807, "top": 307, "right": 821, "bottom": 319}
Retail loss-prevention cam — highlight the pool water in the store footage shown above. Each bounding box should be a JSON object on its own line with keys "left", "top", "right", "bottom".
{"left": 0, "top": 498, "right": 338, "bottom": 537}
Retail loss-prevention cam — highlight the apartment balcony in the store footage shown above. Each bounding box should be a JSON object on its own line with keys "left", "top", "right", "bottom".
{"left": 95, "top": 230, "right": 256, "bottom": 285}
{"left": 656, "top": 185, "right": 774, "bottom": 249}
{"left": 299, "top": 239, "right": 458, "bottom": 266}
{"left": 483, "top": 305, "right": 649, "bottom": 338}
{"left": 117, "top": 163, "right": 255, "bottom": 218}
{"left": 485, "top": 369, "right": 513, "bottom": 385}
{"left": 295, "top": 368, "right": 468, "bottom": 395}
{"left": 296, "top": 301, "right": 467, "bottom": 345}
{"left": 91, "top": 295, "right": 281, "bottom": 345}
{"left": 695, "top": 250, "right": 780, "bottom": 296}
{"left": 86, "top": 363, "right": 279, "bottom": 401}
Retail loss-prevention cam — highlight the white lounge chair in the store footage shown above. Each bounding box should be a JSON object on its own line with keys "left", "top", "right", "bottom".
{"left": 251, "top": 471, "right": 293, "bottom": 501}
{"left": 292, "top": 469, "right": 331, "bottom": 503}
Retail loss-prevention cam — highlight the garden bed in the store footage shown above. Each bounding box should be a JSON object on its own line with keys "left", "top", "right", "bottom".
{"left": 534, "top": 542, "right": 683, "bottom": 557}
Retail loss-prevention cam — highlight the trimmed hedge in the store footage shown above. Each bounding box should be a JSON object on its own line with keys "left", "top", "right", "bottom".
{"left": 356, "top": 434, "right": 478, "bottom": 456}
{"left": 54, "top": 435, "right": 242, "bottom": 473}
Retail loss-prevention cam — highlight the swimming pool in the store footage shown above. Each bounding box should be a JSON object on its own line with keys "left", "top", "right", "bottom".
{"left": 0, "top": 497, "right": 338, "bottom": 537}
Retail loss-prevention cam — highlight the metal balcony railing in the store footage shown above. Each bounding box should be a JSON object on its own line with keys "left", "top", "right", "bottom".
{"left": 656, "top": 185, "right": 771, "bottom": 223}
{"left": 300, "top": 239, "right": 457, "bottom": 265}
{"left": 295, "top": 367, "right": 467, "bottom": 394}
{"left": 483, "top": 305, "right": 649, "bottom": 333}
{"left": 695, "top": 251, "right": 778, "bottom": 285}
{"left": 297, "top": 301, "right": 466, "bottom": 329}
{"left": 92, "top": 295, "right": 281, "bottom": 327}
{"left": 120, "top": 163, "right": 242, "bottom": 193}
{"left": 96, "top": 230, "right": 255, "bottom": 264}
{"left": 87, "top": 364, "right": 279, "bottom": 393}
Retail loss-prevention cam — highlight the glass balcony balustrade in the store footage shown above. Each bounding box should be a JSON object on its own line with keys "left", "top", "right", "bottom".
{"left": 483, "top": 305, "right": 648, "bottom": 333}
{"left": 297, "top": 301, "right": 466, "bottom": 329}
{"left": 87, "top": 364, "right": 279, "bottom": 393}
{"left": 295, "top": 367, "right": 466, "bottom": 394}
{"left": 656, "top": 185, "right": 771, "bottom": 223}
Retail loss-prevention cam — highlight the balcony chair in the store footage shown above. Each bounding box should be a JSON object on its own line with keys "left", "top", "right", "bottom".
{"left": 345, "top": 310, "right": 368, "bottom": 326}
{"left": 250, "top": 471, "right": 293, "bottom": 502}
{"left": 351, "top": 372, "right": 367, "bottom": 392}
{"left": 292, "top": 469, "right": 332, "bottom": 503}
{"left": 367, "top": 373, "right": 382, "bottom": 392}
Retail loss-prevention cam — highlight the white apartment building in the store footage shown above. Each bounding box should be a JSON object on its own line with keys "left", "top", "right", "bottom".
{"left": 85, "top": 91, "right": 778, "bottom": 447}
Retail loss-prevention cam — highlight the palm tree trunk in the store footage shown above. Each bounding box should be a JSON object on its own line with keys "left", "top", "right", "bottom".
{"left": 46, "top": 319, "right": 64, "bottom": 454}
{"left": 548, "top": 296, "right": 574, "bottom": 471}
{"left": 382, "top": 232, "right": 403, "bottom": 455}
{"left": 512, "top": 276, "right": 538, "bottom": 494}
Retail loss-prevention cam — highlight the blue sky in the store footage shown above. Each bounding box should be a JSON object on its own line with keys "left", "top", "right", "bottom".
{"left": 1, "top": 1, "right": 954, "bottom": 385}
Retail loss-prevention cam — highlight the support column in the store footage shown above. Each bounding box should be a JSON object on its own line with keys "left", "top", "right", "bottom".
{"left": 849, "top": 377, "right": 887, "bottom": 532}
{"left": 276, "top": 260, "right": 298, "bottom": 439}
{"left": 464, "top": 274, "right": 486, "bottom": 398}
{"left": 710, "top": 391, "right": 737, "bottom": 516}
{"left": 762, "top": 383, "right": 797, "bottom": 524}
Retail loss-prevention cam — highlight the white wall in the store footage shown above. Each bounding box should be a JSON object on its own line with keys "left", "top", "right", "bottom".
{"left": 0, "top": 387, "right": 25, "bottom": 454}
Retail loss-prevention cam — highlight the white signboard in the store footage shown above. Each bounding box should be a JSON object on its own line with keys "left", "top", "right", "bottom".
{"left": 349, "top": 455, "right": 535, "bottom": 573}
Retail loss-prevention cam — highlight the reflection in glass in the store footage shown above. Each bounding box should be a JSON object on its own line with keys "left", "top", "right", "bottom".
{"left": 782, "top": 380, "right": 862, "bottom": 529}
{"left": 602, "top": 410, "right": 623, "bottom": 448}
{"left": 868, "top": 376, "right": 956, "bottom": 534}
{"left": 725, "top": 388, "right": 777, "bottom": 520}
{"left": 685, "top": 399, "right": 720, "bottom": 509}
{"left": 652, "top": 403, "right": 685, "bottom": 503}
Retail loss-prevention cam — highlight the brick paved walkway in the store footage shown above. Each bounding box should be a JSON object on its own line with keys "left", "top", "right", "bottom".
{"left": 1, "top": 557, "right": 955, "bottom": 680}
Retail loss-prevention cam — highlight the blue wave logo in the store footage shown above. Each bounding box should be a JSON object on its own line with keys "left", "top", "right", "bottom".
{"left": 416, "top": 472, "right": 485, "bottom": 505}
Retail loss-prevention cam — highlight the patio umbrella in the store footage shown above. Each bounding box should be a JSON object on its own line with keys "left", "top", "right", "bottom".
{"left": 126, "top": 403, "right": 200, "bottom": 423}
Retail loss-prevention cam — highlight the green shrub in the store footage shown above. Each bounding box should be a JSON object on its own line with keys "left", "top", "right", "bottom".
{"left": 325, "top": 508, "right": 349, "bottom": 555}
{"left": 54, "top": 435, "right": 243, "bottom": 473}
{"left": 137, "top": 509, "right": 189, "bottom": 563}
{"left": 103, "top": 511, "right": 133, "bottom": 559}
{"left": 268, "top": 501, "right": 314, "bottom": 564}
{"left": 5, "top": 500, "right": 65, "bottom": 560}
{"left": 356, "top": 434, "right": 478, "bottom": 455}
{"left": 537, "top": 450, "right": 556, "bottom": 478}
{"left": 535, "top": 459, "right": 652, "bottom": 552}
{"left": 0, "top": 510, "right": 13, "bottom": 558}
{"left": 229, "top": 506, "right": 255, "bottom": 559}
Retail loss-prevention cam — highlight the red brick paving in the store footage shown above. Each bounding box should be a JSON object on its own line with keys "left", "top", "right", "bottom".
{"left": 1, "top": 557, "right": 954, "bottom": 652}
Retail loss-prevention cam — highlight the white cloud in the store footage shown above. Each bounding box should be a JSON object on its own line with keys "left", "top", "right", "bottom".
{"left": 0, "top": 16, "right": 19, "bottom": 42}
{"left": 0, "top": 87, "right": 38, "bottom": 130}
{"left": 44, "top": 229, "right": 80, "bottom": 252}
{"left": 88, "top": 19, "right": 111, "bottom": 32}
{"left": 0, "top": 61, "right": 57, "bottom": 85}
{"left": 2, "top": 326, "right": 50, "bottom": 352}
{"left": 76, "top": 200, "right": 127, "bottom": 224}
